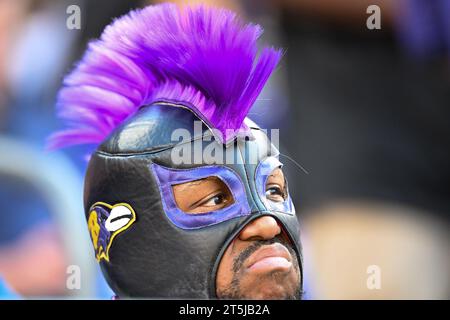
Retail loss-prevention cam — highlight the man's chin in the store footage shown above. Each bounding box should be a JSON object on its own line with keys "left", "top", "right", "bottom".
{"left": 243, "top": 264, "right": 300, "bottom": 296}
{"left": 242, "top": 281, "right": 299, "bottom": 300}
{"left": 219, "top": 276, "right": 300, "bottom": 300}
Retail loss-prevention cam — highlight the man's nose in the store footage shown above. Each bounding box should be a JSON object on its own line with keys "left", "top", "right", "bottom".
{"left": 239, "top": 216, "right": 281, "bottom": 241}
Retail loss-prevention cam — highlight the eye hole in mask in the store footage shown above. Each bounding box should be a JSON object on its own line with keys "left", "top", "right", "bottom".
{"left": 255, "top": 157, "right": 294, "bottom": 214}
{"left": 265, "top": 167, "right": 288, "bottom": 203}
{"left": 172, "top": 176, "right": 235, "bottom": 214}
{"left": 150, "top": 163, "right": 251, "bottom": 229}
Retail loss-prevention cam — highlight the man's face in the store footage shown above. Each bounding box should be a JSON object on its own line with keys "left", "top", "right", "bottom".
{"left": 173, "top": 168, "right": 301, "bottom": 299}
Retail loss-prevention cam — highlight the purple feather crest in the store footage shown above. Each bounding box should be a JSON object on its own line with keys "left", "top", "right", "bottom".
{"left": 47, "top": 3, "right": 282, "bottom": 149}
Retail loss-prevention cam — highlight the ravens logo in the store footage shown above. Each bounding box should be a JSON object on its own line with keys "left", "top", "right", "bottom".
{"left": 87, "top": 202, "right": 136, "bottom": 262}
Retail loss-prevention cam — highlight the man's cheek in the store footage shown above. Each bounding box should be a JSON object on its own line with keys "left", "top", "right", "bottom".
{"left": 216, "top": 253, "right": 236, "bottom": 291}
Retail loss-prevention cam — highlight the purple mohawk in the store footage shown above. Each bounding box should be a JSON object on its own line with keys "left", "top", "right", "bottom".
{"left": 48, "top": 3, "right": 282, "bottom": 149}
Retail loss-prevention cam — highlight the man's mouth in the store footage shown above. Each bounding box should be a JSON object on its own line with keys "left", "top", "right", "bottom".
{"left": 245, "top": 243, "right": 293, "bottom": 273}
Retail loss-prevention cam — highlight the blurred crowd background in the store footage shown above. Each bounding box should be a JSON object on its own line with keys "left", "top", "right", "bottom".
{"left": 0, "top": 0, "right": 448, "bottom": 299}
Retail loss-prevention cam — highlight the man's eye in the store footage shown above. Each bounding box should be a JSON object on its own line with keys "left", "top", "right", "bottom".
{"left": 265, "top": 185, "right": 285, "bottom": 202}
{"left": 201, "top": 193, "right": 226, "bottom": 207}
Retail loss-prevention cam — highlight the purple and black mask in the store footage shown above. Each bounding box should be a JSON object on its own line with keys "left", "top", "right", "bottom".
{"left": 49, "top": 4, "right": 303, "bottom": 298}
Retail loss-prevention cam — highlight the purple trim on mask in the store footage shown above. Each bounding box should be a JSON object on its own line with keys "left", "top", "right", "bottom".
{"left": 150, "top": 163, "right": 251, "bottom": 229}
{"left": 255, "top": 157, "right": 295, "bottom": 214}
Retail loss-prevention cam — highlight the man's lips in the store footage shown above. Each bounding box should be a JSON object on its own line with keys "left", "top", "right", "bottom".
{"left": 245, "top": 243, "right": 293, "bottom": 272}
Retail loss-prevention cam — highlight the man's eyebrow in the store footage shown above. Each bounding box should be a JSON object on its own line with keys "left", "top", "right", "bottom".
{"left": 174, "top": 178, "right": 206, "bottom": 188}
{"left": 173, "top": 177, "right": 220, "bottom": 191}
{"left": 185, "top": 180, "right": 205, "bottom": 187}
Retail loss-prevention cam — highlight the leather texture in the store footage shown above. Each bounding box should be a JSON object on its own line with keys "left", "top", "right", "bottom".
{"left": 84, "top": 103, "right": 303, "bottom": 298}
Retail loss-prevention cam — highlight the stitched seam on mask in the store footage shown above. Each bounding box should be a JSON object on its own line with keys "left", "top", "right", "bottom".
{"left": 237, "top": 141, "right": 257, "bottom": 209}
{"left": 152, "top": 101, "right": 261, "bottom": 141}
{"left": 254, "top": 156, "right": 270, "bottom": 211}
{"left": 95, "top": 134, "right": 209, "bottom": 157}
{"left": 95, "top": 126, "right": 261, "bottom": 157}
